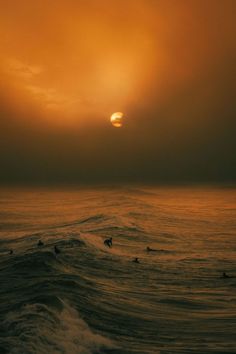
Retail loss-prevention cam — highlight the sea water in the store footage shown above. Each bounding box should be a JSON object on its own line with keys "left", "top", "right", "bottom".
{"left": 0, "top": 186, "right": 235, "bottom": 354}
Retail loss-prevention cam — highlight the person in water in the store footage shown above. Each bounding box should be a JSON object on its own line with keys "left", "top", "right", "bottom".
{"left": 9, "top": 249, "right": 13, "bottom": 255}
{"left": 132, "top": 257, "right": 140, "bottom": 263}
{"left": 54, "top": 245, "right": 60, "bottom": 254}
{"left": 146, "top": 246, "right": 164, "bottom": 252}
{"left": 104, "top": 237, "right": 112, "bottom": 248}
{"left": 146, "top": 246, "right": 156, "bottom": 252}
{"left": 37, "top": 240, "right": 44, "bottom": 247}
{"left": 222, "top": 272, "right": 230, "bottom": 278}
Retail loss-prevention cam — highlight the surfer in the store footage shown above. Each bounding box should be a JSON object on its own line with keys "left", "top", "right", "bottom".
{"left": 132, "top": 257, "right": 140, "bottom": 263}
{"left": 54, "top": 245, "right": 60, "bottom": 254}
{"left": 222, "top": 272, "right": 230, "bottom": 279}
{"left": 146, "top": 246, "right": 156, "bottom": 252}
{"left": 104, "top": 237, "right": 112, "bottom": 248}
{"left": 9, "top": 249, "right": 13, "bottom": 255}
{"left": 146, "top": 246, "right": 165, "bottom": 252}
{"left": 37, "top": 240, "right": 44, "bottom": 247}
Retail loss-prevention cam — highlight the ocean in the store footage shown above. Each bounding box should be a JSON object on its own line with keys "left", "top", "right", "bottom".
{"left": 0, "top": 186, "right": 235, "bottom": 354}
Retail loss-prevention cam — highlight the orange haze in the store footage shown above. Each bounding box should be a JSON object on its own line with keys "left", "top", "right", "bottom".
{"left": 0, "top": 0, "right": 235, "bottom": 183}
{"left": 1, "top": 0, "right": 235, "bottom": 127}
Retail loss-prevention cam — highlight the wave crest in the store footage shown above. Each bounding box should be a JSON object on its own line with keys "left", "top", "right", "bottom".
{"left": 2, "top": 300, "right": 114, "bottom": 354}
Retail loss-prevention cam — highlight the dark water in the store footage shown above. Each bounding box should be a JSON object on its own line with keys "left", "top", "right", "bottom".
{"left": 0, "top": 186, "right": 235, "bottom": 354}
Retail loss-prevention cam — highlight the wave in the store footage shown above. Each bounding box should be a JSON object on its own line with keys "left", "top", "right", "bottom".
{"left": 86, "top": 225, "right": 141, "bottom": 235}
{"left": 1, "top": 187, "right": 235, "bottom": 353}
{"left": 42, "top": 214, "right": 107, "bottom": 231}
{"left": 1, "top": 300, "right": 114, "bottom": 354}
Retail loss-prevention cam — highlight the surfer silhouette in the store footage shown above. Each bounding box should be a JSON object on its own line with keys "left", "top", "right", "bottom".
{"left": 146, "top": 246, "right": 156, "bottom": 252}
{"left": 37, "top": 240, "right": 44, "bottom": 247}
{"left": 132, "top": 257, "right": 140, "bottom": 263}
{"left": 104, "top": 237, "right": 112, "bottom": 248}
{"left": 146, "top": 246, "right": 165, "bottom": 252}
{"left": 9, "top": 249, "right": 13, "bottom": 255}
{"left": 222, "top": 272, "right": 230, "bottom": 278}
{"left": 54, "top": 245, "right": 60, "bottom": 254}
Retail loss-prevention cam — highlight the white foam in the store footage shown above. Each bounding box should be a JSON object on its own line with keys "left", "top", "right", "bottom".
{"left": 51, "top": 301, "right": 114, "bottom": 354}
{"left": 5, "top": 300, "right": 114, "bottom": 354}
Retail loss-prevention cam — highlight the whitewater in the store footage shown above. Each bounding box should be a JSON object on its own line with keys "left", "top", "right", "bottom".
{"left": 0, "top": 186, "right": 235, "bottom": 354}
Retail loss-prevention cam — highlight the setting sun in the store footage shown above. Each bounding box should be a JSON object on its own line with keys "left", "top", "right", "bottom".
{"left": 110, "top": 112, "right": 124, "bottom": 128}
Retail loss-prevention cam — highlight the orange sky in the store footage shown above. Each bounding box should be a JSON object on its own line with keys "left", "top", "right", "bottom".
{"left": 0, "top": 0, "right": 235, "bottom": 183}
{"left": 1, "top": 0, "right": 235, "bottom": 127}
{"left": 0, "top": 0, "right": 157, "bottom": 126}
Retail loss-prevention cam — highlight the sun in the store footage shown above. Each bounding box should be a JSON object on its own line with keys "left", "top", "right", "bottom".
{"left": 110, "top": 112, "right": 124, "bottom": 128}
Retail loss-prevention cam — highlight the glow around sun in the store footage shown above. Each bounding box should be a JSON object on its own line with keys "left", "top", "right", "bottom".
{"left": 110, "top": 112, "right": 124, "bottom": 128}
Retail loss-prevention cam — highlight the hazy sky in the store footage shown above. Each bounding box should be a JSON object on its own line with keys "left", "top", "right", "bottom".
{"left": 0, "top": 0, "right": 235, "bottom": 184}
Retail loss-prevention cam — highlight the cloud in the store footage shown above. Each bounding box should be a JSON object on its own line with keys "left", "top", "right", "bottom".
{"left": 6, "top": 58, "right": 43, "bottom": 79}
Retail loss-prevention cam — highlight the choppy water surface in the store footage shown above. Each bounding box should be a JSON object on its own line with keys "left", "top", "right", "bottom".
{"left": 0, "top": 186, "right": 235, "bottom": 354}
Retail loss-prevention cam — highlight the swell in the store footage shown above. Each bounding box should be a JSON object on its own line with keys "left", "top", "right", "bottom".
{"left": 0, "top": 300, "right": 113, "bottom": 354}
{"left": 0, "top": 214, "right": 108, "bottom": 235}
{"left": 0, "top": 237, "right": 114, "bottom": 354}
{"left": 46, "top": 214, "right": 107, "bottom": 229}
{"left": 1, "top": 187, "right": 236, "bottom": 354}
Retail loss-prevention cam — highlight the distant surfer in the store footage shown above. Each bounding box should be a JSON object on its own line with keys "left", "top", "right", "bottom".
{"left": 104, "top": 237, "right": 112, "bottom": 248}
{"left": 132, "top": 257, "right": 140, "bottom": 263}
{"left": 54, "top": 245, "right": 60, "bottom": 254}
{"left": 146, "top": 246, "right": 164, "bottom": 252}
{"left": 146, "top": 246, "right": 159, "bottom": 252}
{"left": 222, "top": 272, "right": 230, "bottom": 279}
{"left": 146, "top": 246, "right": 156, "bottom": 252}
{"left": 9, "top": 249, "right": 13, "bottom": 255}
{"left": 37, "top": 240, "right": 44, "bottom": 247}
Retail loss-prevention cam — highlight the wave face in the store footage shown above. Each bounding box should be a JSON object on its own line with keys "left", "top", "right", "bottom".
{"left": 0, "top": 186, "right": 236, "bottom": 354}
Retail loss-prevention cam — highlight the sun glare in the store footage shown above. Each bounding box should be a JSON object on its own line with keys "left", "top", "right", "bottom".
{"left": 110, "top": 112, "right": 124, "bottom": 128}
